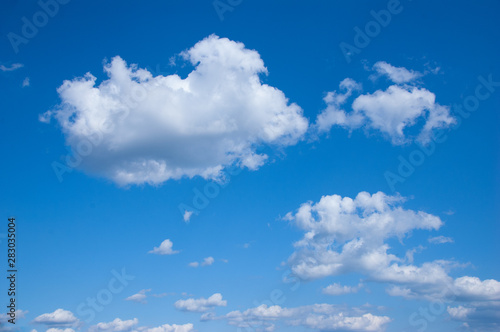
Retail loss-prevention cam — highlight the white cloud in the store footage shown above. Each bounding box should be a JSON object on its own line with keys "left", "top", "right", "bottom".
{"left": 89, "top": 318, "right": 138, "bottom": 332}
{"left": 174, "top": 293, "right": 227, "bottom": 312}
{"left": 285, "top": 191, "right": 500, "bottom": 305}
{"left": 201, "top": 256, "right": 214, "bottom": 266}
{"left": 452, "top": 276, "right": 500, "bottom": 301}
{"left": 0, "top": 309, "right": 27, "bottom": 322}
{"left": 314, "top": 63, "right": 455, "bottom": 145}
{"left": 314, "top": 78, "right": 363, "bottom": 134}
{"left": 132, "top": 324, "right": 194, "bottom": 332}
{"left": 125, "top": 289, "right": 151, "bottom": 303}
{"left": 183, "top": 210, "right": 194, "bottom": 223}
{"left": 285, "top": 191, "right": 443, "bottom": 281}
{"left": 42, "top": 35, "right": 308, "bottom": 186}
{"left": 322, "top": 283, "right": 362, "bottom": 296}
{"left": 209, "top": 304, "right": 391, "bottom": 331}
{"left": 351, "top": 85, "right": 454, "bottom": 144}
{"left": 428, "top": 235, "right": 454, "bottom": 244}
{"left": 32, "top": 309, "right": 79, "bottom": 327}
{"left": 0, "top": 63, "right": 23, "bottom": 72}
{"left": 446, "top": 302, "right": 500, "bottom": 330}
{"left": 371, "top": 61, "right": 422, "bottom": 84}
{"left": 189, "top": 256, "right": 215, "bottom": 267}
{"left": 151, "top": 292, "right": 171, "bottom": 298}
{"left": 22, "top": 77, "right": 30, "bottom": 87}
{"left": 447, "top": 305, "right": 475, "bottom": 320}
{"left": 46, "top": 329, "right": 75, "bottom": 332}
{"left": 148, "top": 239, "right": 179, "bottom": 255}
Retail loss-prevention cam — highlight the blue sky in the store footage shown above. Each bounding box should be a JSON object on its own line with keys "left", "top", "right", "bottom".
{"left": 0, "top": 0, "right": 499, "bottom": 331}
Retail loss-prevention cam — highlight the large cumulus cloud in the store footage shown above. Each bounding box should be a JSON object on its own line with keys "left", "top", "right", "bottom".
{"left": 43, "top": 35, "right": 308, "bottom": 185}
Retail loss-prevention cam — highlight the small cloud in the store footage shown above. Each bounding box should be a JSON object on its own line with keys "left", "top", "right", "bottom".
{"left": 0, "top": 309, "right": 28, "bottom": 323}
{"left": 32, "top": 309, "right": 79, "bottom": 327}
{"left": 0, "top": 63, "right": 23, "bottom": 72}
{"left": 404, "top": 245, "right": 425, "bottom": 263}
{"left": 148, "top": 239, "right": 179, "bottom": 255}
{"left": 125, "top": 289, "right": 151, "bottom": 303}
{"left": 39, "top": 111, "right": 53, "bottom": 123}
{"left": 183, "top": 210, "right": 194, "bottom": 222}
{"left": 189, "top": 256, "right": 215, "bottom": 267}
{"left": 322, "top": 283, "right": 363, "bottom": 296}
{"left": 22, "top": 77, "right": 30, "bottom": 87}
{"left": 168, "top": 56, "right": 176, "bottom": 66}
{"left": 428, "top": 236, "right": 454, "bottom": 244}
{"left": 201, "top": 256, "right": 214, "bottom": 266}
{"left": 221, "top": 259, "right": 228, "bottom": 263}
{"left": 443, "top": 209, "right": 455, "bottom": 215}
{"left": 370, "top": 61, "right": 422, "bottom": 84}
{"left": 242, "top": 241, "right": 255, "bottom": 249}
{"left": 174, "top": 293, "right": 227, "bottom": 312}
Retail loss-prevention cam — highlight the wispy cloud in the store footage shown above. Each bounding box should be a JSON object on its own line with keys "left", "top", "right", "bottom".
{"left": 188, "top": 256, "right": 215, "bottom": 268}
{"left": 125, "top": 289, "right": 151, "bottom": 303}
{"left": 428, "top": 236, "right": 454, "bottom": 244}
{"left": 0, "top": 63, "right": 23, "bottom": 72}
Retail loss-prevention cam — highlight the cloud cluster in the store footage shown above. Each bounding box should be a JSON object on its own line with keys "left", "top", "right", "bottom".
{"left": 206, "top": 303, "right": 390, "bottom": 331}
{"left": 174, "top": 293, "right": 227, "bottom": 312}
{"left": 285, "top": 191, "right": 500, "bottom": 329}
{"left": 43, "top": 35, "right": 308, "bottom": 185}
{"left": 314, "top": 62, "right": 455, "bottom": 144}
